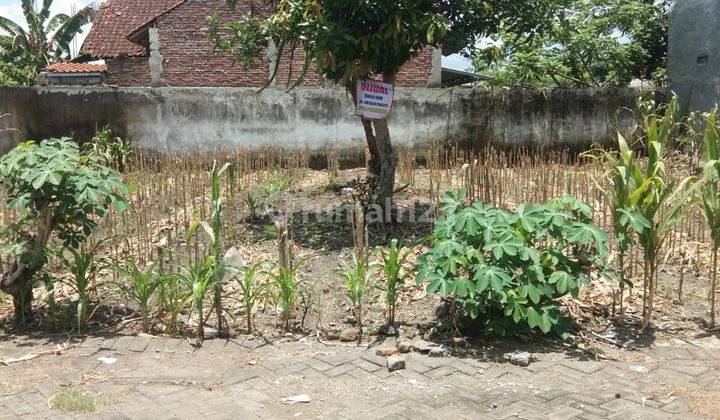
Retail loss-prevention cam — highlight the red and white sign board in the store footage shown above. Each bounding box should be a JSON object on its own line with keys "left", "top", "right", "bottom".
{"left": 355, "top": 79, "right": 395, "bottom": 120}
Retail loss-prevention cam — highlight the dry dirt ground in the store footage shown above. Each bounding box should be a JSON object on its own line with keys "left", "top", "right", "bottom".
{"left": 1, "top": 168, "right": 720, "bottom": 418}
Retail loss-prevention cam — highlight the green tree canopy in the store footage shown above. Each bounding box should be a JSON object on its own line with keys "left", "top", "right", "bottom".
{"left": 0, "top": 0, "right": 95, "bottom": 85}
{"left": 475, "top": 0, "right": 669, "bottom": 88}
{"left": 210, "top": 0, "right": 563, "bottom": 207}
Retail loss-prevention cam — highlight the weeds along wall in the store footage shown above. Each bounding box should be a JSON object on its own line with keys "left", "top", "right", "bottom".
{"left": 0, "top": 86, "right": 657, "bottom": 156}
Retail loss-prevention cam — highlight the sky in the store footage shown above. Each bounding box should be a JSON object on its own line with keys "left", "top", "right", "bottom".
{"left": 0, "top": 0, "right": 473, "bottom": 70}
{"left": 0, "top": 0, "right": 99, "bottom": 57}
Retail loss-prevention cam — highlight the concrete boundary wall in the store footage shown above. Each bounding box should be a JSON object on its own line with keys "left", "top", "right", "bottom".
{"left": 0, "top": 86, "right": 656, "bottom": 155}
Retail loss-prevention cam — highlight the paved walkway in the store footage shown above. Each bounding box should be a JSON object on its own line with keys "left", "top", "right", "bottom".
{"left": 1, "top": 334, "right": 719, "bottom": 419}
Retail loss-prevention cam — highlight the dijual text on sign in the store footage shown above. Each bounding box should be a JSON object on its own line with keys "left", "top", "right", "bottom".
{"left": 355, "top": 79, "right": 395, "bottom": 120}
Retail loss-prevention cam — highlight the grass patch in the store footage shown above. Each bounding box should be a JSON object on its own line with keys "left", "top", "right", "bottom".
{"left": 49, "top": 388, "right": 96, "bottom": 414}
{"left": 258, "top": 172, "right": 291, "bottom": 199}
{"left": 262, "top": 223, "right": 277, "bottom": 238}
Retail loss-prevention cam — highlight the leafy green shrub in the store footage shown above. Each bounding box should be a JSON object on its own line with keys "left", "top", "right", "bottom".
{"left": 85, "top": 126, "right": 133, "bottom": 172}
{"left": 0, "top": 138, "right": 128, "bottom": 321}
{"left": 417, "top": 189, "right": 609, "bottom": 337}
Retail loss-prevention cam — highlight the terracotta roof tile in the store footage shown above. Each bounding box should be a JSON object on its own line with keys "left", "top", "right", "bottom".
{"left": 82, "top": 0, "right": 186, "bottom": 58}
{"left": 42, "top": 62, "right": 108, "bottom": 73}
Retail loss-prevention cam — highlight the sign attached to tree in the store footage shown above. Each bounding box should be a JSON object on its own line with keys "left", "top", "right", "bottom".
{"left": 355, "top": 79, "right": 395, "bottom": 120}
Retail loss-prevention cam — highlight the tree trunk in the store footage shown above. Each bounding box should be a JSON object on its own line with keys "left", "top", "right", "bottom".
{"left": 350, "top": 74, "right": 397, "bottom": 215}
{"left": 372, "top": 117, "right": 396, "bottom": 210}
{"left": 361, "top": 119, "right": 381, "bottom": 177}
{"left": 1, "top": 204, "right": 55, "bottom": 322}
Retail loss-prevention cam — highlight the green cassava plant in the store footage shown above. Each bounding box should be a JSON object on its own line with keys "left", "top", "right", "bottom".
{"left": 112, "top": 258, "right": 167, "bottom": 333}
{"left": 625, "top": 98, "right": 697, "bottom": 326}
{"left": 333, "top": 251, "right": 375, "bottom": 339}
{"left": 53, "top": 240, "right": 109, "bottom": 332}
{"left": 377, "top": 239, "right": 416, "bottom": 327}
{"left": 698, "top": 109, "right": 720, "bottom": 329}
{"left": 0, "top": 138, "right": 128, "bottom": 322}
{"left": 417, "top": 189, "right": 609, "bottom": 337}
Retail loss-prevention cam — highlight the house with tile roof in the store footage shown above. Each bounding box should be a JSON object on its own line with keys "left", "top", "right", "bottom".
{"left": 39, "top": 63, "right": 107, "bottom": 86}
{"left": 81, "top": 0, "right": 442, "bottom": 88}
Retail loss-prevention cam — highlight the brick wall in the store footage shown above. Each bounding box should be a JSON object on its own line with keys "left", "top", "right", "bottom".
{"left": 130, "top": 0, "right": 435, "bottom": 88}
{"left": 274, "top": 45, "right": 324, "bottom": 87}
{"left": 272, "top": 46, "right": 435, "bottom": 88}
{"left": 396, "top": 47, "right": 434, "bottom": 87}
{"left": 157, "top": 0, "right": 271, "bottom": 87}
{"left": 106, "top": 57, "right": 152, "bottom": 86}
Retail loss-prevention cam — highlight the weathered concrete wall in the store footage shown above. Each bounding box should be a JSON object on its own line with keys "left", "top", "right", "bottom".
{"left": 669, "top": 0, "right": 720, "bottom": 112}
{"left": 0, "top": 86, "right": 652, "bottom": 155}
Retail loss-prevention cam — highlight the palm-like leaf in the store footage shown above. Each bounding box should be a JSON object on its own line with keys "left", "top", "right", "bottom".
{"left": 1, "top": 0, "right": 96, "bottom": 80}
{"left": 46, "top": 13, "right": 69, "bottom": 33}
{"left": 50, "top": 6, "right": 94, "bottom": 59}
{"left": 0, "top": 16, "right": 27, "bottom": 38}
{"left": 699, "top": 109, "right": 720, "bottom": 248}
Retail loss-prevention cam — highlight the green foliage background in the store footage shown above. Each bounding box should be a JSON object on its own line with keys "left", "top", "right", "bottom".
{"left": 475, "top": 0, "right": 669, "bottom": 88}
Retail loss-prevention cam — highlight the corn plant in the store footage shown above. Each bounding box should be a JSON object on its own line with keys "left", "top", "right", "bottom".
{"left": 589, "top": 135, "right": 649, "bottom": 322}
{"left": 232, "top": 262, "right": 269, "bottom": 333}
{"left": 626, "top": 99, "right": 698, "bottom": 326}
{"left": 268, "top": 260, "right": 306, "bottom": 331}
{"left": 39, "top": 273, "right": 57, "bottom": 330}
{"left": 187, "top": 161, "right": 231, "bottom": 336}
{"left": 376, "top": 239, "right": 416, "bottom": 327}
{"left": 698, "top": 109, "right": 720, "bottom": 329}
{"left": 53, "top": 240, "right": 108, "bottom": 332}
{"left": 112, "top": 259, "right": 167, "bottom": 333}
{"left": 244, "top": 194, "right": 261, "bottom": 219}
{"left": 174, "top": 255, "right": 216, "bottom": 341}
{"left": 333, "top": 251, "right": 374, "bottom": 340}
{"left": 158, "top": 274, "right": 190, "bottom": 336}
